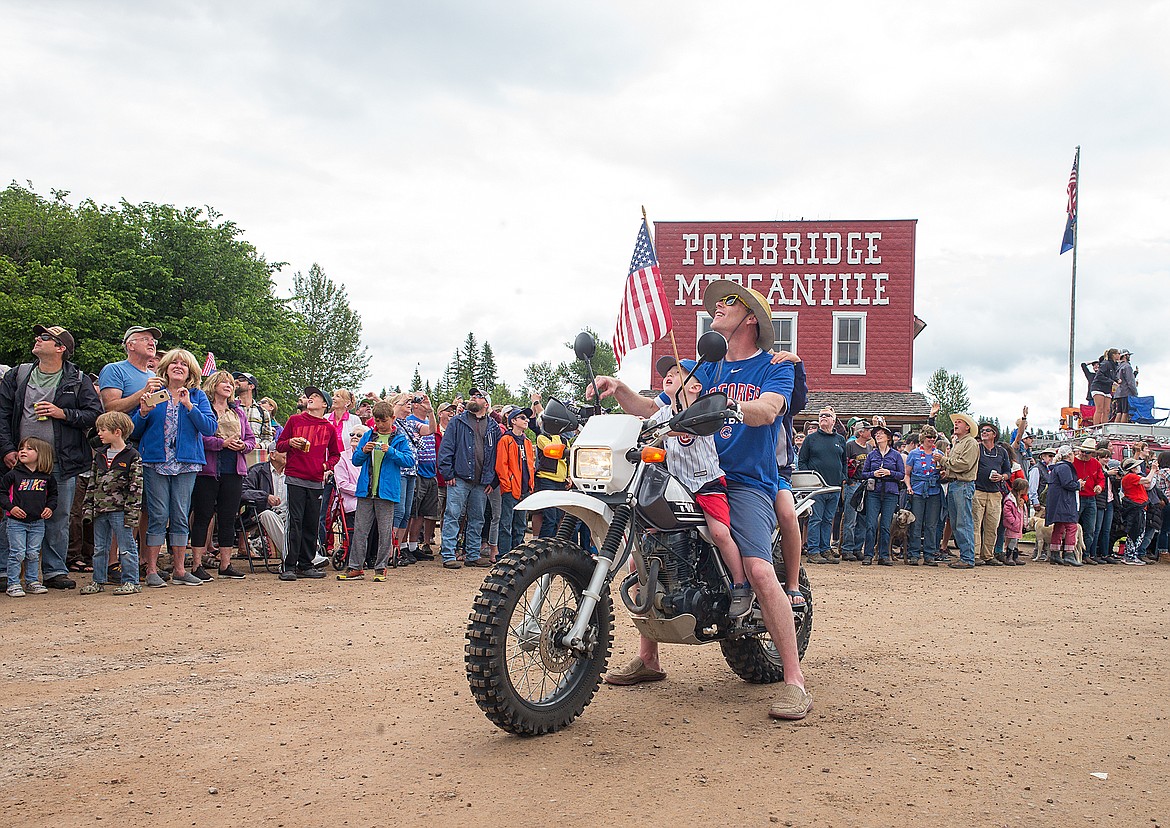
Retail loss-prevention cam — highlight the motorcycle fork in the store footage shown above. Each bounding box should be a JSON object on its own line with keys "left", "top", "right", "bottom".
{"left": 560, "top": 504, "right": 633, "bottom": 655}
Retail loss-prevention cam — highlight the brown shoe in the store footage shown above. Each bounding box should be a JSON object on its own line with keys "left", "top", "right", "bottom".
{"left": 768, "top": 683, "right": 813, "bottom": 720}
{"left": 469, "top": 557, "right": 494, "bottom": 567}
{"left": 602, "top": 657, "right": 666, "bottom": 686}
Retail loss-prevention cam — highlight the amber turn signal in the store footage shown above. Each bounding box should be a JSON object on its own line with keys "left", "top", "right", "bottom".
{"left": 543, "top": 443, "right": 565, "bottom": 460}
{"left": 640, "top": 446, "right": 667, "bottom": 464}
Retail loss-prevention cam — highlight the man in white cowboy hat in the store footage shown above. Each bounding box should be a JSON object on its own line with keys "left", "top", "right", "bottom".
{"left": 936, "top": 412, "right": 979, "bottom": 569}
{"left": 587, "top": 279, "right": 813, "bottom": 721}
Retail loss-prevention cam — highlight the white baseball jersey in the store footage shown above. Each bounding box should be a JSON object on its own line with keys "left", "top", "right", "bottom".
{"left": 646, "top": 403, "right": 725, "bottom": 494}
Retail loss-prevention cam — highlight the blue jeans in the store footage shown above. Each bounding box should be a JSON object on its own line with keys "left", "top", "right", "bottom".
{"left": 908, "top": 492, "right": 942, "bottom": 561}
{"left": 393, "top": 475, "right": 417, "bottom": 530}
{"left": 142, "top": 467, "right": 199, "bottom": 547}
{"left": 806, "top": 491, "right": 838, "bottom": 556}
{"left": 440, "top": 478, "right": 487, "bottom": 563}
{"left": 1093, "top": 501, "right": 1110, "bottom": 559}
{"left": 0, "top": 516, "right": 9, "bottom": 578}
{"left": 947, "top": 481, "right": 976, "bottom": 565}
{"left": 1077, "top": 498, "right": 1097, "bottom": 556}
{"left": 840, "top": 481, "right": 864, "bottom": 554}
{"left": 38, "top": 472, "right": 77, "bottom": 580}
{"left": 1157, "top": 502, "right": 1170, "bottom": 553}
{"left": 7, "top": 519, "right": 46, "bottom": 585}
{"left": 92, "top": 512, "right": 140, "bottom": 586}
{"left": 864, "top": 492, "right": 899, "bottom": 560}
{"left": 497, "top": 492, "right": 528, "bottom": 556}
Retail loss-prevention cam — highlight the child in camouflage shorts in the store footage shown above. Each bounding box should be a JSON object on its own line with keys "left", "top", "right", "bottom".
{"left": 81, "top": 411, "right": 143, "bottom": 595}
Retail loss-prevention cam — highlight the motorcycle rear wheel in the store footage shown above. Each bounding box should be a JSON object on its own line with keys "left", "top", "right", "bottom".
{"left": 465, "top": 538, "right": 612, "bottom": 736}
{"left": 720, "top": 555, "right": 813, "bottom": 684}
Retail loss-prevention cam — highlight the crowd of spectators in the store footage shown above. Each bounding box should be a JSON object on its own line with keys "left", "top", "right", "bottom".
{"left": 0, "top": 322, "right": 573, "bottom": 595}
{"left": 796, "top": 406, "right": 1167, "bottom": 568}
{"left": 2, "top": 323, "right": 1164, "bottom": 599}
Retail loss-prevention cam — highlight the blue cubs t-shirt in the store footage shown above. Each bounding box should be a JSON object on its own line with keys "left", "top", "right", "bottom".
{"left": 694, "top": 351, "right": 794, "bottom": 497}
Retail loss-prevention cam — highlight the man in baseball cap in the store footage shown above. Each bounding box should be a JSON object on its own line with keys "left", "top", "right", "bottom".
{"left": 0, "top": 324, "right": 102, "bottom": 589}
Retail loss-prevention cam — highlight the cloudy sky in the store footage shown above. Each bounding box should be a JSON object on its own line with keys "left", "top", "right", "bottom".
{"left": 4, "top": 1, "right": 1168, "bottom": 429}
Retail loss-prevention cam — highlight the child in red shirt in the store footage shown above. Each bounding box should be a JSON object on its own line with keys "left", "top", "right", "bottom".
{"left": 1119, "top": 456, "right": 1158, "bottom": 565}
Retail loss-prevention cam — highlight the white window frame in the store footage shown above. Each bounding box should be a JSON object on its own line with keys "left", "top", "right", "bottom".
{"left": 831, "top": 311, "right": 866, "bottom": 375}
{"left": 695, "top": 311, "right": 798, "bottom": 355}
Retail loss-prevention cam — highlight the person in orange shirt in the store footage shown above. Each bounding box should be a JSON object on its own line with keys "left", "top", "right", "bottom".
{"left": 495, "top": 408, "right": 536, "bottom": 557}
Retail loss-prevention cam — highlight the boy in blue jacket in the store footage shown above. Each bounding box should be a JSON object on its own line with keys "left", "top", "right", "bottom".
{"left": 338, "top": 401, "right": 413, "bottom": 582}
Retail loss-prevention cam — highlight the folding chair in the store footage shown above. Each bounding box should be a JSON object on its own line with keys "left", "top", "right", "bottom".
{"left": 237, "top": 504, "right": 280, "bottom": 574}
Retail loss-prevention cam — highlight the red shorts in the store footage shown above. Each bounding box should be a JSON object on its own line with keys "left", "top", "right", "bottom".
{"left": 695, "top": 476, "right": 731, "bottom": 528}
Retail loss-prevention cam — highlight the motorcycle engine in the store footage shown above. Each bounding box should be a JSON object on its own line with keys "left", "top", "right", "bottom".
{"left": 644, "top": 530, "right": 726, "bottom": 631}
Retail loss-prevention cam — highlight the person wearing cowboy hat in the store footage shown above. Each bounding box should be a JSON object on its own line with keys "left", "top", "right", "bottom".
{"left": 587, "top": 279, "right": 812, "bottom": 722}
{"left": 971, "top": 421, "right": 1011, "bottom": 565}
{"left": 1118, "top": 454, "right": 1159, "bottom": 564}
{"left": 840, "top": 418, "right": 873, "bottom": 562}
{"left": 1071, "top": 437, "right": 1105, "bottom": 563}
{"left": 1028, "top": 446, "right": 1057, "bottom": 512}
{"left": 936, "top": 412, "right": 979, "bottom": 569}
{"left": 1112, "top": 349, "right": 1138, "bottom": 423}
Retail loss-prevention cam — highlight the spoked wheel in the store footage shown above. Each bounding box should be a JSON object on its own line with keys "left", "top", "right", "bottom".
{"left": 465, "top": 538, "right": 612, "bottom": 736}
{"left": 721, "top": 538, "right": 813, "bottom": 683}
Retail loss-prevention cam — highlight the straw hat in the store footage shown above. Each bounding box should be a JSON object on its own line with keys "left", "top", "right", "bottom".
{"left": 702, "top": 280, "right": 774, "bottom": 352}
{"left": 950, "top": 412, "right": 978, "bottom": 434}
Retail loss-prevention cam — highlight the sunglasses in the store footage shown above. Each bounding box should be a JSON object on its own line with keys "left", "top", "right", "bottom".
{"left": 470, "top": 392, "right": 486, "bottom": 399}
{"left": 718, "top": 294, "right": 741, "bottom": 307}
{"left": 35, "top": 333, "right": 61, "bottom": 344}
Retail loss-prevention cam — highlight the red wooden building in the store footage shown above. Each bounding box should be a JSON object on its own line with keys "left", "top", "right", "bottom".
{"left": 650, "top": 219, "right": 930, "bottom": 432}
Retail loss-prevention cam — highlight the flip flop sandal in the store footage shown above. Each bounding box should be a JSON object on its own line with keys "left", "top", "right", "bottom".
{"left": 785, "top": 588, "right": 807, "bottom": 611}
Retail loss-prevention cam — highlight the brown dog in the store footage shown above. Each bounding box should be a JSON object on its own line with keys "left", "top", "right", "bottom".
{"left": 889, "top": 508, "right": 916, "bottom": 560}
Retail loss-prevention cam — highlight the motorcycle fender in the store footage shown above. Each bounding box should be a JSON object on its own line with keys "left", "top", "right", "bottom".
{"left": 516, "top": 490, "right": 620, "bottom": 568}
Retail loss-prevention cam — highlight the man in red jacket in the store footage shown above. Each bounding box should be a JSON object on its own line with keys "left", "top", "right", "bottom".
{"left": 275, "top": 387, "right": 342, "bottom": 581}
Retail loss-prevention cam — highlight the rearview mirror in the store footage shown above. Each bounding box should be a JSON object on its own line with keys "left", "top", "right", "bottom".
{"left": 573, "top": 332, "right": 596, "bottom": 362}
{"left": 696, "top": 330, "right": 728, "bottom": 364}
{"left": 539, "top": 398, "right": 579, "bottom": 436}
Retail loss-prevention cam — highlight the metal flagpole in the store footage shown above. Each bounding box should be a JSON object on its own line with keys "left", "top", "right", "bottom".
{"left": 1067, "top": 145, "right": 1080, "bottom": 408}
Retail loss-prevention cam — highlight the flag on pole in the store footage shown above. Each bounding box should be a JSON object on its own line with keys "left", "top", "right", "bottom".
{"left": 1060, "top": 150, "right": 1078, "bottom": 254}
{"left": 202, "top": 352, "right": 217, "bottom": 377}
{"left": 612, "top": 219, "right": 672, "bottom": 369}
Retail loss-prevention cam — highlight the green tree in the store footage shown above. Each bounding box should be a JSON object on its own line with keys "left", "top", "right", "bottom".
{"left": 0, "top": 183, "right": 303, "bottom": 409}
{"left": 287, "top": 263, "right": 371, "bottom": 394}
{"left": 562, "top": 327, "right": 617, "bottom": 408}
{"left": 520, "top": 360, "right": 568, "bottom": 402}
{"left": 478, "top": 342, "right": 498, "bottom": 391}
{"left": 460, "top": 333, "right": 479, "bottom": 389}
{"left": 409, "top": 366, "right": 423, "bottom": 393}
{"left": 926, "top": 367, "right": 971, "bottom": 436}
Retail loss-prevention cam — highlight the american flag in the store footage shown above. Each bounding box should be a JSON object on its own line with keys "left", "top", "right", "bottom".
{"left": 1061, "top": 149, "right": 1078, "bottom": 254}
{"left": 201, "top": 351, "right": 217, "bottom": 376}
{"left": 612, "top": 219, "right": 672, "bottom": 368}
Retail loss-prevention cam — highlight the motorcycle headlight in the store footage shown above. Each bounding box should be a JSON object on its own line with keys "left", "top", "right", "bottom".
{"left": 574, "top": 448, "right": 612, "bottom": 481}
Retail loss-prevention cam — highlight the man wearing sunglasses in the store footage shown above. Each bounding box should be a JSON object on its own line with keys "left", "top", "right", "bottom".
{"left": 800, "top": 407, "right": 847, "bottom": 565}
{"left": 0, "top": 324, "right": 102, "bottom": 590}
{"left": 589, "top": 280, "right": 812, "bottom": 722}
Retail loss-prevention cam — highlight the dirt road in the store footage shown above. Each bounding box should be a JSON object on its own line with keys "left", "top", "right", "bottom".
{"left": 2, "top": 554, "right": 1167, "bottom": 827}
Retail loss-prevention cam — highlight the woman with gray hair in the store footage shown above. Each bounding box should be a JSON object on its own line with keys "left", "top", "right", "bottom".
{"left": 1041, "top": 445, "right": 1082, "bottom": 566}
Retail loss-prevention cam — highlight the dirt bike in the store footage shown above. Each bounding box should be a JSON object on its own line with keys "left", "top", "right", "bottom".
{"left": 465, "top": 331, "right": 836, "bottom": 736}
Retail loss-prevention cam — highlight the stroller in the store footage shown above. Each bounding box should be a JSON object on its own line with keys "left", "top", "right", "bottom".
{"left": 324, "top": 486, "right": 353, "bottom": 571}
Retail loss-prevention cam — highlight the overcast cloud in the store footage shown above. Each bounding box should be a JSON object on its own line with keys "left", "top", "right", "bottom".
{"left": 3, "top": 1, "right": 1168, "bottom": 429}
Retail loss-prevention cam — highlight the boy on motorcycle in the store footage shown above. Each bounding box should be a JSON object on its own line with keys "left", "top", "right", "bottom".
{"left": 645, "top": 356, "right": 752, "bottom": 618}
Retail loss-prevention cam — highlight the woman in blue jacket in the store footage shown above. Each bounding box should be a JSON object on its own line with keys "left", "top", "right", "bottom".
{"left": 1040, "top": 445, "right": 1082, "bottom": 566}
{"left": 131, "top": 349, "right": 217, "bottom": 588}
{"left": 339, "top": 401, "right": 414, "bottom": 581}
{"left": 861, "top": 424, "right": 906, "bottom": 566}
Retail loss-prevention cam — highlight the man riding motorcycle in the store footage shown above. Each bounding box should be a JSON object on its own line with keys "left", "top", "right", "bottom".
{"left": 588, "top": 279, "right": 813, "bottom": 721}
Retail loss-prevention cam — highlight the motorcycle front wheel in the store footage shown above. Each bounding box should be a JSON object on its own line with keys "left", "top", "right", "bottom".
{"left": 465, "top": 538, "right": 612, "bottom": 736}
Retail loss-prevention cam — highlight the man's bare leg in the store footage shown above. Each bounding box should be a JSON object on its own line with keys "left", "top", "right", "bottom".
{"left": 743, "top": 556, "right": 805, "bottom": 688}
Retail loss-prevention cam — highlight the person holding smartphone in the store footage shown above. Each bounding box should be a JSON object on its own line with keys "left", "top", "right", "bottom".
{"left": 972, "top": 422, "right": 1011, "bottom": 566}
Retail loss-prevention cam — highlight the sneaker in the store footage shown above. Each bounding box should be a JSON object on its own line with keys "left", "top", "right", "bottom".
{"left": 80, "top": 581, "right": 105, "bottom": 595}
{"left": 113, "top": 582, "right": 141, "bottom": 595}
{"left": 1123, "top": 557, "right": 1145, "bottom": 566}
{"left": 924, "top": 559, "right": 939, "bottom": 567}
{"left": 217, "top": 565, "right": 246, "bottom": 580}
{"left": 876, "top": 558, "right": 893, "bottom": 566}
{"left": 373, "top": 569, "right": 387, "bottom": 582}
{"left": 192, "top": 566, "right": 215, "bottom": 582}
{"left": 279, "top": 571, "right": 298, "bottom": 581}
{"left": 337, "top": 569, "right": 365, "bottom": 581}
{"left": 7, "top": 585, "right": 26, "bottom": 598}
{"left": 296, "top": 568, "right": 326, "bottom": 579}
{"left": 172, "top": 571, "right": 203, "bottom": 586}
{"left": 311, "top": 553, "right": 329, "bottom": 568}
{"left": 26, "top": 582, "right": 49, "bottom": 595}
{"left": 414, "top": 546, "right": 435, "bottom": 561}
{"left": 806, "top": 553, "right": 830, "bottom": 564}
{"left": 728, "top": 583, "right": 753, "bottom": 618}
{"left": 145, "top": 572, "right": 168, "bottom": 588}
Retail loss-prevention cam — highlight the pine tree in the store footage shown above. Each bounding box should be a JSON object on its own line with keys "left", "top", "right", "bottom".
{"left": 410, "top": 366, "right": 423, "bottom": 392}
{"left": 926, "top": 367, "right": 971, "bottom": 436}
{"left": 478, "top": 342, "right": 498, "bottom": 390}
